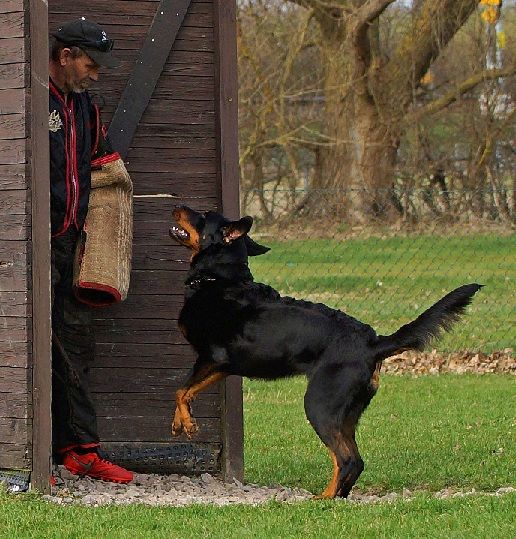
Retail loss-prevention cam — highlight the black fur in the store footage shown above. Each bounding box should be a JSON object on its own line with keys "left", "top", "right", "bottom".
{"left": 169, "top": 206, "right": 482, "bottom": 498}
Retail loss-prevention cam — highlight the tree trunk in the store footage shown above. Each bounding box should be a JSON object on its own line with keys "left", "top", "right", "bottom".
{"left": 309, "top": 27, "right": 400, "bottom": 222}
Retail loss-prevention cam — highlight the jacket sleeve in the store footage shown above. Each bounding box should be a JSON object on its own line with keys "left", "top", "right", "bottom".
{"left": 90, "top": 103, "right": 122, "bottom": 169}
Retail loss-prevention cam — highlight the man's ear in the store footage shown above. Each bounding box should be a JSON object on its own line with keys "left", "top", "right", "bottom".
{"left": 222, "top": 216, "right": 253, "bottom": 243}
{"left": 244, "top": 236, "right": 270, "bottom": 256}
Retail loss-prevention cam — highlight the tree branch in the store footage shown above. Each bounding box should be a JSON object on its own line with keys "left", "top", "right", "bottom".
{"left": 382, "top": 0, "right": 479, "bottom": 103}
{"left": 354, "top": 0, "right": 396, "bottom": 27}
{"left": 406, "top": 64, "right": 516, "bottom": 124}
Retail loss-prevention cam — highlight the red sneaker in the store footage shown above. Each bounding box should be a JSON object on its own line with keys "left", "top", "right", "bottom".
{"left": 62, "top": 450, "right": 133, "bottom": 484}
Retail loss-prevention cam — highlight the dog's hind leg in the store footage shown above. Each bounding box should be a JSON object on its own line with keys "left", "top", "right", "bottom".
{"left": 172, "top": 361, "right": 227, "bottom": 438}
{"left": 304, "top": 362, "right": 369, "bottom": 499}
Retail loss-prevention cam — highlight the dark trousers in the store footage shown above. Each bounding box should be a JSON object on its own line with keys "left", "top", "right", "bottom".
{"left": 51, "top": 227, "right": 99, "bottom": 454}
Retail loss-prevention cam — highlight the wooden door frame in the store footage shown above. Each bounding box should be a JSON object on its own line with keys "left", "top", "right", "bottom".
{"left": 30, "top": 0, "right": 52, "bottom": 494}
{"left": 214, "top": 0, "right": 244, "bottom": 482}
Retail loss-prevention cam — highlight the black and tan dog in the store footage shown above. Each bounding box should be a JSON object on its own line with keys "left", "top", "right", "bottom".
{"left": 169, "top": 206, "right": 481, "bottom": 498}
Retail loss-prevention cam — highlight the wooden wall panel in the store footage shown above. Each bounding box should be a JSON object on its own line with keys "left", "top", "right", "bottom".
{"left": 0, "top": 0, "right": 32, "bottom": 472}
{"left": 46, "top": 0, "right": 229, "bottom": 475}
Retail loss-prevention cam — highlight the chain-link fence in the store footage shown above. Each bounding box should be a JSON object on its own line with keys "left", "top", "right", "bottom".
{"left": 246, "top": 187, "right": 515, "bottom": 354}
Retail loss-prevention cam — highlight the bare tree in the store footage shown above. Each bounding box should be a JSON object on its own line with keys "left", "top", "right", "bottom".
{"left": 285, "top": 0, "right": 515, "bottom": 221}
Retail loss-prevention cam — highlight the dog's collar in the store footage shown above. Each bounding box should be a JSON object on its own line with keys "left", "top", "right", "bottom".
{"left": 185, "top": 275, "right": 217, "bottom": 289}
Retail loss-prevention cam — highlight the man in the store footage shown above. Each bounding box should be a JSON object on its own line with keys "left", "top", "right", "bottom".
{"left": 49, "top": 18, "right": 133, "bottom": 483}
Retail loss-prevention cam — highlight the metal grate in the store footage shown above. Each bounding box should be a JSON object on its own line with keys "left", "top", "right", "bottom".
{"left": 101, "top": 443, "right": 221, "bottom": 475}
{"left": 0, "top": 469, "right": 30, "bottom": 492}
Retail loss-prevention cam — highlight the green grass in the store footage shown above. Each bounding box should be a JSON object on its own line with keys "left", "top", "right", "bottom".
{"left": 249, "top": 233, "right": 515, "bottom": 351}
{"left": 1, "top": 375, "right": 514, "bottom": 538}
{"left": 244, "top": 375, "right": 515, "bottom": 494}
{"left": 1, "top": 491, "right": 515, "bottom": 539}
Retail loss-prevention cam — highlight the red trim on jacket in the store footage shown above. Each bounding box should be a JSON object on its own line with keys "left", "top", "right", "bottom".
{"left": 91, "top": 104, "right": 101, "bottom": 158}
{"left": 50, "top": 80, "right": 75, "bottom": 237}
{"left": 91, "top": 152, "right": 122, "bottom": 169}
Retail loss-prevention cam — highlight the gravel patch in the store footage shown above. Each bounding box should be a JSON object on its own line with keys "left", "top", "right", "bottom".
{"left": 42, "top": 468, "right": 515, "bottom": 507}
{"left": 45, "top": 468, "right": 312, "bottom": 506}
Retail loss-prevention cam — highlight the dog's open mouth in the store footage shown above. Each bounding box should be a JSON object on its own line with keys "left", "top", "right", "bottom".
{"left": 169, "top": 225, "right": 190, "bottom": 243}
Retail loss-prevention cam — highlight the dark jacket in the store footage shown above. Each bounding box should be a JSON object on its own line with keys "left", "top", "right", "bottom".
{"left": 49, "top": 79, "right": 116, "bottom": 237}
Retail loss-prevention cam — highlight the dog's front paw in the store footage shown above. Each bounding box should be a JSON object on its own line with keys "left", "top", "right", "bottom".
{"left": 183, "top": 417, "right": 198, "bottom": 439}
{"left": 172, "top": 407, "right": 184, "bottom": 436}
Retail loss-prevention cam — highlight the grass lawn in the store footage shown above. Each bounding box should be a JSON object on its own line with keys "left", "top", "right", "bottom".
{"left": 2, "top": 375, "right": 514, "bottom": 538}
{"left": 249, "top": 233, "right": 515, "bottom": 351}
{"left": 243, "top": 375, "right": 515, "bottom": 494}
{"left": 1, "top": 233, "right": 514, "bottom": 536}
{"left": 1, "top": 491, "right": 515, "bottom": 539}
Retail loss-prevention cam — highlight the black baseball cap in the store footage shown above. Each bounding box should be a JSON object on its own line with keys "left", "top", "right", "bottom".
{"left": 51, "top": 18, "right": 121, "bottom": 68}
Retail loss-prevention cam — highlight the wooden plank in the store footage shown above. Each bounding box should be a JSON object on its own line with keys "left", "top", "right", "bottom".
{"left": 0, "top": 317, "right": 30, "bottom": 347}
{"left": 131, "top": 171, "right": 217, "bottom": 196}
{"left": 0, "top": 164, "right": 27, "bottom": 189}
{"left": 130, "top": 245, "right": 189, "bottom": 271}
{"left": 0, "top": 390, "right": 30, "bottom": 419}
{"left": 0, "top": 138, "right": 25, "bottom": 163}
{"left": 0, "top": 290, "right": 30, "bottom": 317}
{"left": 0, "top": 188, "right": 29, "bottom": 214}
{"left": 214, "top": 0, "right": 243, "bottom": 482}
{"left": 128, "top": 269, "right": 185, "bottom": 293}
{"left": 0, "top": 113, "right": 25, "bottom": 139}
{"left": 0, "top": 417, "right": 29, "bottom": 444}
{"left": 0, "top": 213, "right": 29, "bottom": 241}
{"left": 93, "top": 393, "right": 220, "bottom": 418}
{"left": 0, "top": 240, "right": 29, "bottom": 291}
{"left": 0, "top": 366, "right": 29, "bottom": 393}
{"left": 94, "top": 324, "right": 184, "bottom": 345}
{"left": 97, "top": 294, "right": 184, "bottom": 319}
{"left": 0, "top": 444, "right": 31, "bottom": 469}
{"left": 50, "top": 1, "right": 160, "bottom": 18}
{"left": 95, "top": 343, "right": 195, "bottom": 368}
{"left": 0, "top": 340, "right": 30, "bottom": 368}
{"left": 126, "top": 155, "right": 216, "bottom": 174}
{"left": 29, "top": 0, "right": 51, "bottom": 494}
{"left": 0, "top": 12, "right": 24, "bottom": 38}
{"left": 49, "top": 4, "right": 212, "bottom": 28}
{"left": 108, "top": 0, "right": 193, "bottom": 159}
{"left": 88, "top": 367, "right": 205, "bottom": 393}
{"left": 97, "top": 416, "right": 220, "bottom": 443}
{"left": 0, "top": 63, "right": 26, "bottom": 90}
{"left": 92, "top": 387, "right": 218, "bottom": 405}
{"left": 0, "top": 0, "right": 24, "bottom": 14}
{"left": 0, "top": 37, "right": 25, "bottom": 64}
{"left": 0, "top": 89, "right": 25, "bottom": 115}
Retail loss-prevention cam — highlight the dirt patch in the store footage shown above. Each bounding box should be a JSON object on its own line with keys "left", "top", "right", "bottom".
{"left": 383, "top": 349, "right": 515, "bottom": 376}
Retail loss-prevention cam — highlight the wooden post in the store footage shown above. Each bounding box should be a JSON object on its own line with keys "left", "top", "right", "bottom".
{"left": 213, "top": 0, "right": 244, "bottom": 482}
{"left": 30, "top": 0, "right": 52, "bottom": 493}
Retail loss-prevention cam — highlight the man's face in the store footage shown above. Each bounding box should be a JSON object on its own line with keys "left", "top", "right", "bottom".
{"left": 59, "top": 49, "right": 100, "bottom": 93}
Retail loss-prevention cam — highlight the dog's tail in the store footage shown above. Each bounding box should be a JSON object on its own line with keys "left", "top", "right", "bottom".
{"left": 372, "top": 283, "right": 483, "bottom": 362}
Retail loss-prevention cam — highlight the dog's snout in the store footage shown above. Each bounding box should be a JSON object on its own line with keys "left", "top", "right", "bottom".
{"left": 172, "top": 207, "right": 185, "bottom": 220}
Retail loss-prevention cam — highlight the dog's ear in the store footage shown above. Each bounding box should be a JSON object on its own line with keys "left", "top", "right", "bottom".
{"left": 244, "top": 236, "right": 270, "bottom": 256}
{"left": 222, "top": 216, "right": 253, "bottom": 243}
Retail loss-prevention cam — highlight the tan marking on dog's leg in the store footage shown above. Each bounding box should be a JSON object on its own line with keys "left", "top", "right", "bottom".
{"left": 371, "top": 362, "right": 382, "bottom": 391}
{"left": 172, "top": 373, "right": 227, "bottom": 438}
{"left": 315, "top": 450, "right": 340, "bottom": 499}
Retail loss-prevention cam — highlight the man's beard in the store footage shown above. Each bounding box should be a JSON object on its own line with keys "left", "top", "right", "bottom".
{"left": 66, "top": 77, "right": 90, "bottom": 94}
